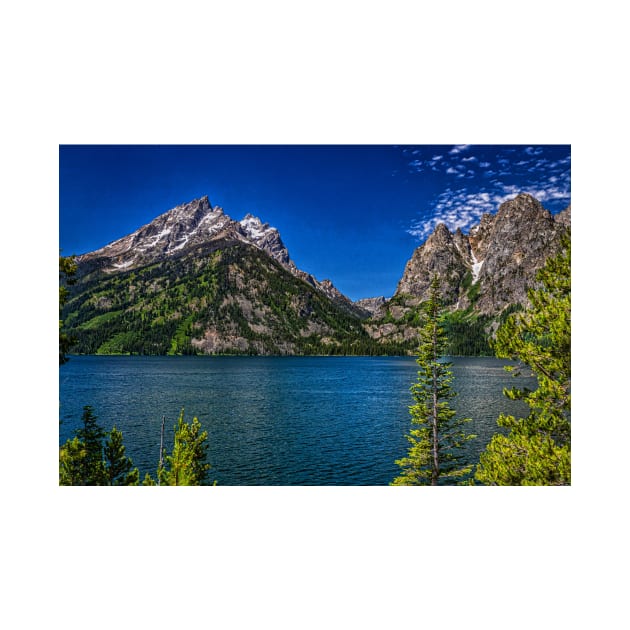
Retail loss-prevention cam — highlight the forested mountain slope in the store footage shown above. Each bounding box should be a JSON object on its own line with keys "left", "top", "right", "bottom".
{"left": 63, "top": 192, "right": 569, "bottom": 356}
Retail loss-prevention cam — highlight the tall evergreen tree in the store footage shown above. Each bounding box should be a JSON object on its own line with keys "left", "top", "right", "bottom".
{"left": 73, "top": 405, "right": 107, "bottom": 485}
{"left": 476, "top": 233, "right": 571, "bottom": 485}
{"left": 104, "top": 426, "right": 140, "bottom": 486}
{"left": 392, "top": 275, "right": 475, "bottom": 486}
{"left": 157, "top": 411, "right": 211, "bottom": 486}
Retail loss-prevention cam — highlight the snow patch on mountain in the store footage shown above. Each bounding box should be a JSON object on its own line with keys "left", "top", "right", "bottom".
{"left": 77, "top": 195, "right": 365, "bottom": 318}
{"left": 240, "top": 214, "right": 273, "bottom": 240}
{"left": 471, "top": 250, "right": 484, "bottom": 283}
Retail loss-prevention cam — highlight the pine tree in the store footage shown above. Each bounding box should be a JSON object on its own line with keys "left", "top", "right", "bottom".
{"left": 104, "top": 426, "right": 140, "bottom": 486}
{"left": 392, "top": 275, "right": 475, "bottom": 486}
{"left": 476, "top": 233, "right": 571, "bottom": 485}
{"left": 158, "top": 411, "right": 211, "bottom": 486}
{"left": 65, "top": 406, "right": 107, "bottom": 485}
{"left": 59, "top": 406, "right": 139, "bottom": 486}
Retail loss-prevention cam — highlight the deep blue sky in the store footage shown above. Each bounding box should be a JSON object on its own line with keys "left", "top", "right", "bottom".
{"left": 59, "top": 144, "right": 570, "bottom": 301}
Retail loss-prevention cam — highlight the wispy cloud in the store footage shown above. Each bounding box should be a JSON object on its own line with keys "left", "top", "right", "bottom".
{"left": 525, "top": 146, "right": 544, "bottom": 156}
{"left": 405, "top": 145, "right": 570, "bottom": 241}
{"left": 408, "top": 187, "right": 504, "bottom": 240}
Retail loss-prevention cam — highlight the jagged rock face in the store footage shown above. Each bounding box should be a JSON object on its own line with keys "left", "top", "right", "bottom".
{"left": 355, "top": 296, "right": 387, "bottom": 317}
{"left": 555, "top": 204, "right": 571, "bottom": 228}
{"left": 472, "top": 193, "right": 565, "bottom": 314}
{"left": 453, "top": 228, "right": 472, "bottom": 263}
{"left": 292, "top": 276, "right": 368, "bottom": 319}
{"left": 239, "top": 214, "right": 291, "bottom": 267}
{"left": 76, "top": 195, "right": 360, "bottom": 314}
{"left": 391, "top": 193, "right": 569, "bottom": 316}
{"left": 78, "top": 196, "right": 232, "bottom": 271}
{"left": 77, "top": 196, "right": 293, "bottom": 274}
{"left": 396, "top": 222, "right": 469, "bottom": 305}
{"left": 468, "top": 213, "right": 495, "bottom": 260}
{"left": 363, "top": 193, "right": 570, "bottom": 349}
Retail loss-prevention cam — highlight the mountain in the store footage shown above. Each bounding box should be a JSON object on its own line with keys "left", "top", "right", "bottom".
{"left": 65, "top": 197, "right": 391, "bottom": 356}
{"left": 364, "top": 193, "right": 570, "bottom": 352}
{"left": 355, "top": 296, "right": 387, "bottom": 316}
{"left": 395, "top": 193, "right": 569, "bottom": 313}
{"left": 64, "top": 192, "right": 569, "bottom": 357}
{"left": 77, "top": 195, "right": 366, "bottom": 319}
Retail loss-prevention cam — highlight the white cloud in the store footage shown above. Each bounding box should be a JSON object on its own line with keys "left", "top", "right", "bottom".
{"left": 405, "top": 145, "right": 570, "bottom": 242}
{"left": 407, "top": 177, "right": 570, "bottom": 242}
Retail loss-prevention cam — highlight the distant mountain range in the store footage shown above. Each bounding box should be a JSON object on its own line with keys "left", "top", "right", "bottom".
{"left": 64, "top": 192, "right": 570, "bottom": 356}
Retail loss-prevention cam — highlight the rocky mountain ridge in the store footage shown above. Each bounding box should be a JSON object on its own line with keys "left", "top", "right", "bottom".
{"left": 364, "top": 193, "right": 570, "bottom": 347}
{"left": 393, "top": 193, "right": 569, "bottom": 314}
{"left": 78, "top": 195, "right": 366, "bottom": 319}
{"left": 66, "top": 238, "right": 392, "bottom": 356}
{"left": 65, "top": 192, "right": 570, "bottom": 356}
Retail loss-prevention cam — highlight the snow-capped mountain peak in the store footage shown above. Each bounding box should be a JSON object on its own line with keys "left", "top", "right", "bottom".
{"left": 76, "top": 195, "right": 365, "bottom": 317}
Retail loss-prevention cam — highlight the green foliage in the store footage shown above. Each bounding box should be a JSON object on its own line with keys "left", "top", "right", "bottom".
{"left": 369, "top": 294, "right": 493, "bottom": 357}
{"left": 59, "top": 406, "right": 139, "bottom": 486}
{"left": 58, "top": 406, "right": 212, "bottom": 487}
{"left": 476, "top": 233, "right": 571, "bottom": 485}
{"left": 441, "top": 309, "right": 493, "bottom": 356}
{"left": 392, "top": 276, "right": 475, "bottom": 486}
{"left": 142, "top": 473, "right": 157, "bottom": 486}
{"left": 466, "top": 279, "right": 481, "bottom": 303}
{"left": 59, "top": 253, "right": 78, "bottom": 364}
{"left": 157, "top": 411, "right": 211, "bottom": 486}
{"left": 104, "top": 426, "right": 140, "bottom": 486}
{"left": 59, "top": 254, "right": 78, "bottom": 307}
{"left": 95, "top": 331, "right": 142, "bottom": 355}
{"left": 73, "top": 405, "right": 107, "bottom": 484}
{"left": 475, "top": 426, "right": 571, "bottom": 486}
{"left": 59, "top": 437, "right": 88, "bottom": 486}
{"left": 78, "top": 310, "right": 124, "bottom": 331}
{"left": 461, "top": 270, "right": 473, "bottom": 290}
{"left": 63, "top": 241, "right": 408, "bottom": 356}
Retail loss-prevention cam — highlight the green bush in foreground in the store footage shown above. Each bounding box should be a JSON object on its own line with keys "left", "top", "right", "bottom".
{"left": 60, "top": 407, "right": 212, "bottom": 486}
{"left": 476, "top": 233, "right": 571, "bottom": 485}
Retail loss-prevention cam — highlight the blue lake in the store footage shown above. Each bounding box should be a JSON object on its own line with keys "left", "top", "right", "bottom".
{"left": 59, "top": 355, "right": 535, "bottom": 485}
